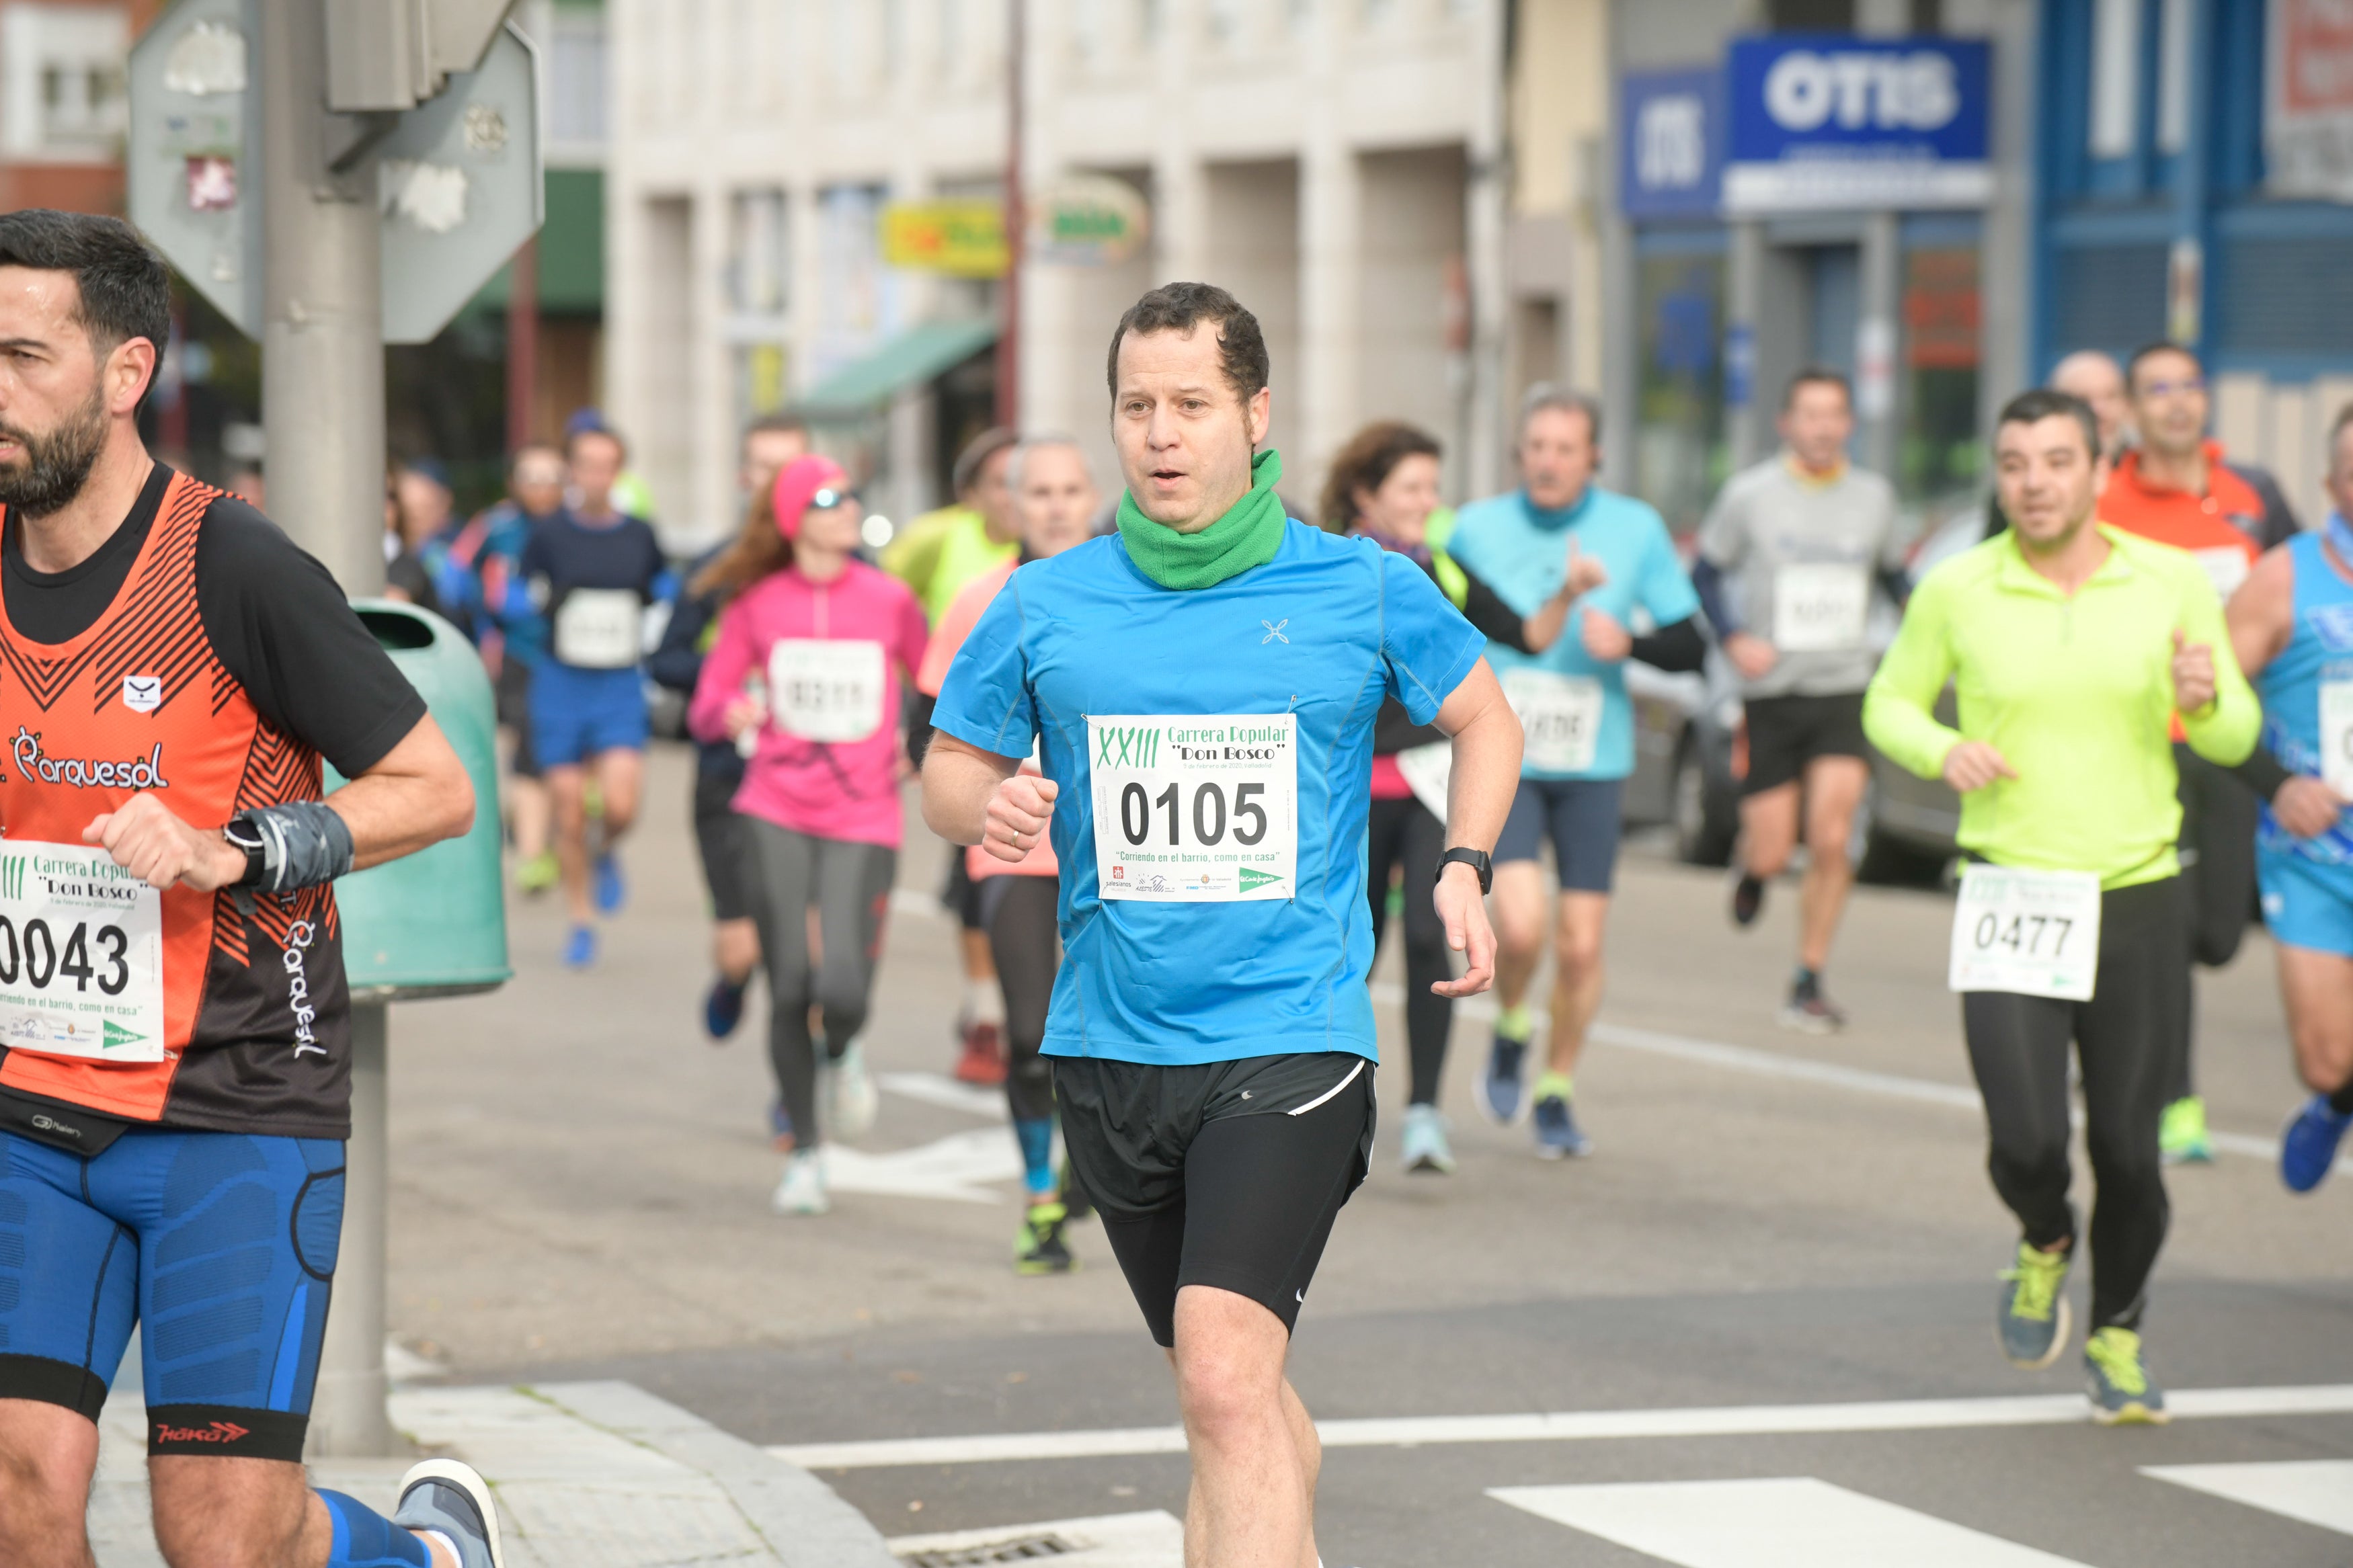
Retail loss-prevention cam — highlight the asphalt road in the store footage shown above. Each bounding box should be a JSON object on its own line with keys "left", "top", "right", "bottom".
{"left": 387, "top": 743, "right": 2353, "bottom": 1567}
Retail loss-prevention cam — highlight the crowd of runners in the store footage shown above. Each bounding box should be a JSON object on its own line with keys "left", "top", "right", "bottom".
{"left": 0, "top": 208, "right": 2348, "bottom": 1568}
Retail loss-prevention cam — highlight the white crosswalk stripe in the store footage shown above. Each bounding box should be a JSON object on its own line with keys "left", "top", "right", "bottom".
{"left": 2142, "top": 1460, "right": 2353, "bottom": 1537}
{"left": 1490, "top": 1478, "right": 2092, "bottom": 1567}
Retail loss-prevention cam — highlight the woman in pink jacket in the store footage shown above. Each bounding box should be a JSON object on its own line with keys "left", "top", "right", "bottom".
{"left": 690, "top": 456, "right": 930, "bottom": 1216}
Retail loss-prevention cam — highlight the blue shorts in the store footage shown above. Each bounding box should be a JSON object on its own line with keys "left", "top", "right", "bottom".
{"left": 1494, "top": 777, "right": 1624, "bottom": 893}
{"left": 528, "top": 661, "right": 648, "bottom": 768}
{"left": 2258, "top": 849, "right": 2353, "bottom": 958}
{"left": 0, "top": 1128, "right": 344, "bottom": 1458}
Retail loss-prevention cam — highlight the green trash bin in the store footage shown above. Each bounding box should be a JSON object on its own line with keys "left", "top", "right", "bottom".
{"left": 324, "top": 600, "right": 512, "bottom": 1000}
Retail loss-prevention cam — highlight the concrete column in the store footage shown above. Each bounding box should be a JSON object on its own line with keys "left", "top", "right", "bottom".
{"left": 1299, "top": 140, "right": 1361, "bottom": 507}
{"left": 1598, "top": 173, "right": 1637, "bottom": 491}
{"left": 689, "top": 187, "right": 731, "bottom": 549}
{"left": 1857, "top": 208, "right": 1902, "bottom": 481}
{"left": 307, "top": 1005, "right": 389, "bottom": 1456}
{"left": 1727, "top": 218, "right": 1765, "bottom": 470}
{"left": 1463, "top": 0, "right": 1511, "bottom": 498}
{"left": 1975, "top": 0, "right": 2036, "bottom": 427}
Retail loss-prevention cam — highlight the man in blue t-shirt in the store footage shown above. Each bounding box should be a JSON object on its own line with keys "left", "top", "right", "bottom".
{"left": 925, "top": 283, "right": 1522, "bottom": 1568}
{"left": 1447, "top": 388, "right": 1706, "bottom": 1159}
{"left": 520, "top": 422, "right": 671, "bottom": 968}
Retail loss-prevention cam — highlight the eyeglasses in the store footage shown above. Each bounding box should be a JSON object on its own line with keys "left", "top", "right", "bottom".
{"left": 2139, "top": 378, "right": 2205, "bottom": 399}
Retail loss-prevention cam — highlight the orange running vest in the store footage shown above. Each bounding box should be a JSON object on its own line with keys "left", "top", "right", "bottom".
{"left": 0, "top": 472, "right": 349, "bottom": 1135}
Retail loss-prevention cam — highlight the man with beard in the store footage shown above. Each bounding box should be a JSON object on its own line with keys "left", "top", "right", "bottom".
{"left": 0, "top": 211, "right": 501, "bottom": 1566}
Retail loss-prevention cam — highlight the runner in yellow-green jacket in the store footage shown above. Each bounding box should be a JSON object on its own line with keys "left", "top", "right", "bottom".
{"left": 1864, "top": 388, "right": 2256, "bottom": 1428}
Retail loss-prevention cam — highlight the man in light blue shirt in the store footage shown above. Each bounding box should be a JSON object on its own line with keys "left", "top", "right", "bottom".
{"left": 1448, "top": 387, "right": 1706, "bottom": 1158}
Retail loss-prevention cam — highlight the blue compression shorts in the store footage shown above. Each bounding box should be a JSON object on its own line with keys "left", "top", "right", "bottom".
{"left": 0, "top": 1128, "right": 344, "bottom": 1458}
{"left": 528, "top": 661, "right": 649, "bottom": 768}
{"left": 2258, "top": 849, "right": 2353, "bottom": 959}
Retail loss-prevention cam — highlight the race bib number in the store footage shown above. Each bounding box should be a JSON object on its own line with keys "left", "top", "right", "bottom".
{"left": 1948, "top": 864, "right": 2102, "bottom": 1002}
{"left": 2193, "top": 546, "right": 2251, "bottom": 604}
{"left": 1773, "top": 563, "right": 1870, "bottom": 653}
{"left": 2321, "top": 681, "right": 2353, "bottom": 799}
{"left": 1394, "top": 741, "right": 1453, "bottom": 821}
{"left": 552, "top": 589, "right": 643, "bottom": 668}
{"left": 768, "top": 640, "right": 885, "bottom": 743}
{"left": 1503, "top": 669, "right": 1603, "bottom": 774}
{"left": 0, "top": 843, "right": 165, "bottom": 1063}
{"left": 1088, "top": 714, "right": 1295, "bottom": 901}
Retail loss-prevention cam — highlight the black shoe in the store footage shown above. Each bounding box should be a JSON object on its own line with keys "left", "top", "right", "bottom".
{"left": 1731, "top": 872, "right": 1766, "bottom": 927}
{"left": 1016, "top": 1202, "right": 1077, "bottom": 1274}
{"left": 1779, "top": 972, "right": 1847, "bottom": 1034}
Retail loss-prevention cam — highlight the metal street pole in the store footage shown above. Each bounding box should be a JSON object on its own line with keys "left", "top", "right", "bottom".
{"left": 257, "top": 0, "right": 395, "bottom": 1459}
{"left": 996, "top": 0, "right": 1024, "bottom": 429}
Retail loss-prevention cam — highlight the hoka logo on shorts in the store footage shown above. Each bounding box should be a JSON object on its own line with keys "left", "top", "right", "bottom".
{"left": 155, "top": 1419, "right": 250, "bottom": 1445}
{"left": 1095, "top": 724, "right": 1162, "bottom": 769}
{"left": 9, "top": 727, "right": 169, "bottom": 791}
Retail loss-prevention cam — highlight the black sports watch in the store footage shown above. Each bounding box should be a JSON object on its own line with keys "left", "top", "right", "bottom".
{"left": 1436, "top": 847, "right": 1492, "bottom": 895}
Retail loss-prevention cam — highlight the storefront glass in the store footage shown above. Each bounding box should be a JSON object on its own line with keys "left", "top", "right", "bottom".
{"left": 1899, "top": 246, "right": 1982, "bottom": 511}
{"left": 1634, "top": 249, "right": 1729, "bottom": 535}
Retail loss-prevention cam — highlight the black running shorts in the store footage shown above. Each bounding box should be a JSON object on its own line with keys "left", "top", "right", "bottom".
{"left": 691, "top": 766, "right": 757, "bottom": 923}
{"left": 1741, "top": 690, "right": 1870, "bottom": 796}
{"left": 1053, "top": 1052, "right": 1375, "bottom": 1348}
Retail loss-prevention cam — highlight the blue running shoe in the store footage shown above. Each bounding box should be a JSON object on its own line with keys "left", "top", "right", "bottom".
{"left": 703, "top": 974, "right": 748, "bottom": 1040}
{"left": 1532, "top": 1094, "right": 1591, "bottom": 1159}
{"left": 594, "top": 854, "right": 627, "bottom": 915}
{"left": 1997, "top": 1240, "right": 2072, "bottom": 1369}
{"left": 561, "top": 923, "right": 596, "bottom": 969}
{"left": 1482, "top": 1033, "right": 1529, "bottom": 1124}
{"left": 2280, "top": 1094, "right": 2352, "bottom": 1194}
{"left": 392, "top": 1458, "right": 507, "bottom": 1568}
{"left": 2083, "top": 1327, "right": 2168, "bottom": 1426}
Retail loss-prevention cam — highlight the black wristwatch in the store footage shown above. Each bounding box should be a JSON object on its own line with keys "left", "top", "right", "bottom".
{"left": 1436, "top": 847, "right": 1492, "bottom": 895}
{"left": 222, "top": 815, "right": 268, "bottom": 889}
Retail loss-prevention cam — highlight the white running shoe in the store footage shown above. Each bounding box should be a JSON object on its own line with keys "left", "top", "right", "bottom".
{"left": 772, "top": 1150, "right": 828, "bottom": 1215}
{"left": 826, "top": 1038, "right": 880, "bottom": 1140}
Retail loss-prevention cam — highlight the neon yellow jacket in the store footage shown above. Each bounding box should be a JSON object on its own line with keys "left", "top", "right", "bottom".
{"left": 1863, "top": 524, "right": 2258, "bottom": 889}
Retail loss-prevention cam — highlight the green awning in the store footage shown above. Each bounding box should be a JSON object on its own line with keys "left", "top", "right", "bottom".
{"left": 802, "top": 318, "right": 999, "bottom": 416}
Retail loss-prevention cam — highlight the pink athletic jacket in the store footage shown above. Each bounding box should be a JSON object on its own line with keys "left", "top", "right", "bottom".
{"left": 688, "top": 560, "right": 930, "bottom": 848}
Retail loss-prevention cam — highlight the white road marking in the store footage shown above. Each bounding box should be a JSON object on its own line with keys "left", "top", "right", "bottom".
{"left": 1371, "top": 983, "right": 2353, "bottom": 1177}
{"left": 1490, "top": 1477, "right": 2091, "bottom": 1566}
{"left": 879, "top": 1070, "right": 1009, "bottom": 1120}
{"left": 887, "top": 1510, "right": 1184, "bottom": 1567}
{"left": 824, "top": 1128, "right": 1021, "bottom": 1204}
{"left": 768, "top": 1383, "right": 2353, "bottom": 1471}
{"left": 888, "top": 886, "right": 948, "bottom": 920}
{"left": 2142, "top": 1459, "right": 2353, "bottom": 1536}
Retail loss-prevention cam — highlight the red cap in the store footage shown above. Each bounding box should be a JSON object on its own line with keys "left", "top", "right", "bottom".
{"left": 770, "top": 455, "right": 850, "bottom": 540}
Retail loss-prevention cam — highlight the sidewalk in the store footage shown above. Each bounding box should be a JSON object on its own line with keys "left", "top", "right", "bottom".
{"left": 89, "top": 1377, "right": 897, "bottom": 1568}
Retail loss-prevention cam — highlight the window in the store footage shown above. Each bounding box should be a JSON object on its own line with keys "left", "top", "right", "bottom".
{"left": 1208, "top": 0, "right": 1246, "bottom": 47}
{"left": 0, "top": 3, "right": 128, "bottom": 161}
{"left": 1899, "top": 247, "right": 1982, "bottom": 505}
{"left": 1634, "top": 252, "right": 1728, "bottom": 535}
{"left": 547, "top": 10, "right": 608, "bottom": 150}
{"left": 1767, "top": 0, "right": 1854, "bottom": 29}
{"left": 1073, "top": 0, "right": 1107, "bottom": 58}
{"left": 2156, "top": 0, "right": 2192, "bottom": 153}
{"left": 2088, "top": 0, "right": 2141, "bottom": 160}
{"left": 730, "top": 191, "right": 793, "bottom": 433}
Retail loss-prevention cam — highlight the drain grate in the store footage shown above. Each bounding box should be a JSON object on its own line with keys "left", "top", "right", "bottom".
{"left": 898, "top": 1534, "right": 1077, "bottom": 1566}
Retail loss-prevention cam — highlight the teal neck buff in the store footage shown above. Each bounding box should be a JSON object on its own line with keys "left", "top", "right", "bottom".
{"left": 1116, "top": 448, "right": 1287, "bottom": 591}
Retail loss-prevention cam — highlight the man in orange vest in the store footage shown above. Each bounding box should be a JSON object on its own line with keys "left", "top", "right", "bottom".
{"left": 2100, "top": 340, "right": 2301, "bottom": 1165}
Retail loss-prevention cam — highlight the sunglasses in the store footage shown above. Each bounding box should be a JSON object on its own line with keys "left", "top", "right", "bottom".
{"left": 806, "top": 487, "right": 852, "bottom": 511}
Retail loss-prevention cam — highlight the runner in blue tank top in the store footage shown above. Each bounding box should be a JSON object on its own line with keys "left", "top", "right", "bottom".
{"left": 924, "top": 284, "right": 1524, "bottom": 1568}
{"left": 2224, "top": 406, "right": 2353, "bottom": 1192}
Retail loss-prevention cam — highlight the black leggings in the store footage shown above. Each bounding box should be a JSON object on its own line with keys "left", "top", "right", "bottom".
{"left": 1961, "top": 875, "right": 2185, "bottom": 1331}
{"left": 2171, "top": 745, "right": 2259, "bottom": 1101}
{"left": 1366, "top": 794, "right": 1453, "bottom": 1107}
{"left": 982, "top": 873, "right": 1060, "bottom": 1124}
{"left": 745, "top": 819, "right": 896, "bottom": 1149}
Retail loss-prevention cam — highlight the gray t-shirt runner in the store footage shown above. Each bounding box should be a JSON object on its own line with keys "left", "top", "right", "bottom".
{"left": 1698, "top": 456, "right": 1902, "bottom": 699}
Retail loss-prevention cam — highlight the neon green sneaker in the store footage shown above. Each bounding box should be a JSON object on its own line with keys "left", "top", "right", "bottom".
{"left": 514, "top": 851, "right": 559, "bottom": 897}
{"left": 1015, "top": 1201, "right": 1076, "bottom": 1276}
{"left": 2159, "top": 1096, "right": 2213, "bottom": 1165}
{"left": 2084, "top": 1327, "right": 2169, "bottom": 1425}
{"left": 1997, "top": 1241, "right": 2072, "bottom": 1369}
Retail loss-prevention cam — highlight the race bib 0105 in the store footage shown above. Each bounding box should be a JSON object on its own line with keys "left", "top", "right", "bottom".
{"left": 1503, "top": 668, "right": 1603, "bottom": 774}
{"left": 1772, "top": 562, "right": 1871, "bottom": 653}
{"left": 552, "top": 589, "right": 643, "bottom": 669}
{"left": 1948, "top": 863, "right": 2102, "bottom": 1003}
{"left": 769, "top": 639, "right": 886, "bottom": 743}
{"left": 1088, "top": 714, "right": 1295, "bottom": 901}
{"left": 0, "top": 843, "right": 165, "bottom": 1063}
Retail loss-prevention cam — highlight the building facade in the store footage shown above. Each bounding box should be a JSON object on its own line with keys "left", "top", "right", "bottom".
{"left": 605, "top": 0, "right": 1607, "bottom": 550}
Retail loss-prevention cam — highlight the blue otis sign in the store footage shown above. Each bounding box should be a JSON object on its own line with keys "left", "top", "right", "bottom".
{"left": 1724, "top": 36, "right": 1992, "bottom": 214}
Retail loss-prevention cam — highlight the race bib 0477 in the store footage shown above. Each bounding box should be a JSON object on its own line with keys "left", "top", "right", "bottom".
{"left": 1088, "top": 714, "right": 1296, "bottom": 901}
{"left": 0, "top": 843, "right": 165, "bottom": 1063}
{"left": 1948, "top": 863, "right": 2102, "bottom": 1003}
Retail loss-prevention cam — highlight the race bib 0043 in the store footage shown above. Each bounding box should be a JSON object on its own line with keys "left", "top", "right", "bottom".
{"left": 552, "top": 589, "right": 643, "bottom": 669}
{"left": 0, "top": 843, "right": 165, "bottom": 1063}
{"left": 1948, "top": 863, "right": 2102, "bottom": 1003}
{"left": 1773, "top": 562, "right": 1870, "bottom": 653}
{"left": 1088, "top": 714, "right": 1295, "bottom": 901}
{"left": 2320, "top": 680, "right": 2353, "bottom": 800}
{"left": 1503, "top": 668, "right": 1603, "bottom": 774}
{"left": 769, "top": 639, "right": 885, "bottom": 743}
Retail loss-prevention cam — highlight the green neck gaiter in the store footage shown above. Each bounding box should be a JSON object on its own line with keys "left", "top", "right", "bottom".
{"left": 1116, "top": 448, "right": 1288, "bottom": 591}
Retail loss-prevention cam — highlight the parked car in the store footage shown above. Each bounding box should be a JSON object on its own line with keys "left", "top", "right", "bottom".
{"left": 1624, "top": 656, "right": 1742, "bottom": 866}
